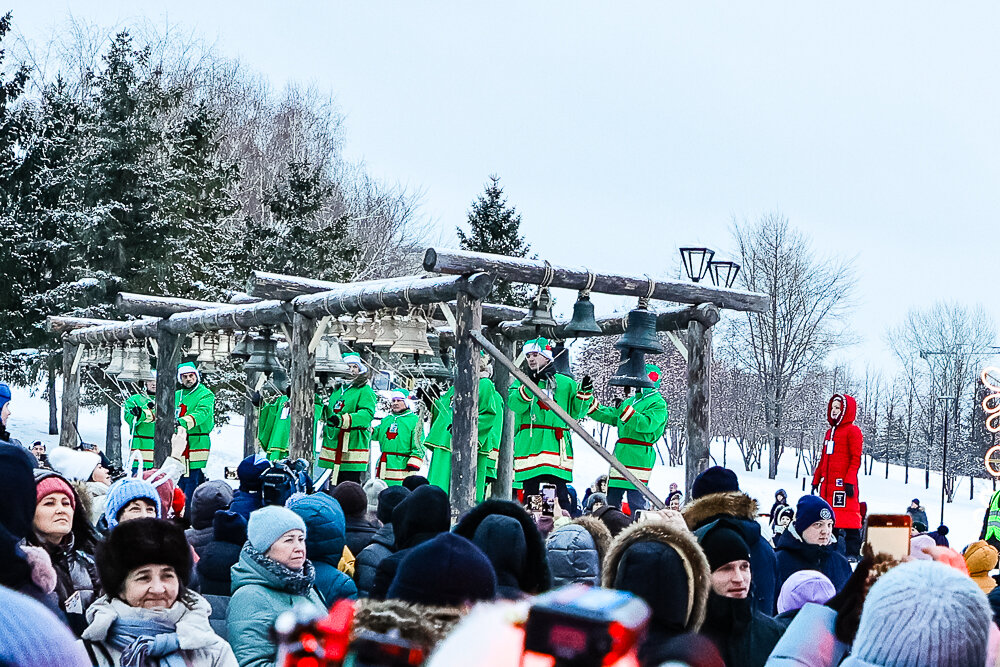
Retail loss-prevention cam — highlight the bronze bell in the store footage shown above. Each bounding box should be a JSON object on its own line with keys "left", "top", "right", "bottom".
{"left": 614, "top": 307, "right": 664, "bottom": 355}
{"left": 399, "top": 333, "right": 451, "bottom": 380}
{"left": 564, "top": 294, "right": 602, "bottom": 336}
{"left": 390, "top": 315, "right": 433, "bottom": 357}
{"left": 105, "top": 345, "right": 125, "bottom": 376}
{"left": 609, "top": 349, "right": 654, "bottom": 389}
{"left": 195, "top": 333, "right": 219, "bottom": 374}
{"left": 552, "top": 341, "right": 573, "bottom": 377}
{"left": 231, "top": 333, "right": 252, "bottom": 360}
{"left": 521, "top": 287, "right": 558, "bottom": 328}
{"left": 338, "top": 316, "right": 357, "bottom": 342}
{"left": 118, "top": 345, "right": 155, "bottom": 383}
{"left": 315, "top": 334, "right": 350, "bottom": 376}
{"left": 245, "top": 333, "right": 283, "bottom": 375}
{"left": 215, "top": 332, "right": 235, "bottom": 357}
{"left": 353, "top": 314, "right": 377, "bottom": 346}
{"left": 373, "top": 315, "right": 402, "bottom": 349}
{"left": 81, "top": 346, "right": 103, "bottom": 368}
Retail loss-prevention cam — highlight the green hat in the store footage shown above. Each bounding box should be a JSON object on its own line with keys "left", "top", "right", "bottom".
{"left": 645, "top": 363, "right": 662, "bottom": 389}
{"left": 177, "top": 361, "right": 200, "bottom": 382}
{"left": 523, "top": 338, "right": 553, "bottom": 360}
{"left": 343, "top": 351, "right": 367, "bottom": 373}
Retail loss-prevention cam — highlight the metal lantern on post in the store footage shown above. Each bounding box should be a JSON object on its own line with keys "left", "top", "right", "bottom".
{"left": 708, "top": 261, "right": 741, "bottom": 289}
{"left": 679, "top": 247, "right": 715, "bottom": 283}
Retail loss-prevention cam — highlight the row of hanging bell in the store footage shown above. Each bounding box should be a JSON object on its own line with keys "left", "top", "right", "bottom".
{"left": 82, "top": 345, "right": 112, "bottom": 368}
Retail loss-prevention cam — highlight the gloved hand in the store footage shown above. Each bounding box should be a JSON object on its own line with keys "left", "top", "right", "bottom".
{"left": 826, "top": 554, "right": 874, "bottom": 643}
{"left": 130, "top": 405, "right": 143, "bottom": 418}
{"left": 846, "top": 483, "right": 855, "bottom": 498}
{"left": 327, "top": 414, "right": 341, "bottom": 428}
{"left": 580, "top": 375, "right": 593, "bottom": 394}
{"left": 613, "top": 397, "right": 623, "bottom": 408}
{"left": 249, "top": 390, "right": 262, "bottom": 407}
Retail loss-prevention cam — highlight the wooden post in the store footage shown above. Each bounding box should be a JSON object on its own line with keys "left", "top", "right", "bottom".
{"left": 48, "top": 352, "right": 58, "bottom": 435}
{"left": 154, "top": 326, "right": 183, "bottom": 467}
{"left": 244, "top": 370, "right": 258, "bottom": 458}
{"left": 686, "top": 318, "right": 713, "bottom": 493}
{"left": 450, "top": 287, "right": 482, "bottom": 518}
{"left": 59, "top": 340, "right": 81, "bottom": 449}
{"left": 289, "top": 312, "right": 318, "bottom": 461}
{"left": 492, "top": 334, "right": 516, "bottom": 499}
{"left": 105, "top": 391, "right": 122, "bottom": 467}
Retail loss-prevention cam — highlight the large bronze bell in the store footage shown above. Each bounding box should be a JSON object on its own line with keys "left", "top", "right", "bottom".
{"left": 390, "top": 315, "right": 433, "bottom": 356}
{"left": 245, "top": 333, "right": 283, "bottom": 375}
{"left": 614, "top": 307, "right": 664, "bottom": 355}
{"left": 552, "top": 341, "right": 573, "bottom": 377}
{"left": 195, "top": 333, "right": 219, "bottom": 374}
{"left": 231, "top": 333, "right": 252, "bottom": 360}
{"left": 398, "top": 333, "right": 451, "bottom": 380}
{"left": 105, "top": 345, "right": 126, "bottom": 376}
{"left": 315, "top": 334, "right": 350, "bottom": 376}
{"left": 353, "top": 314, "right": 377, "bottom": 346}
{"left": 215, "top": 332, "right": 235, "bottom": 357}
{"left": 609, "top": 349, "right": 654, "bottom": 389}
{"left": 564, "top": 294, "right": 603, "bottom": 336}
{"left": 118, "top": 345, "right": 155, "bottom": 383}
{"left": 373, "top": 315, "right": 402, "bottom": 349}
{"left": 338, "top": 316, "right": 357, "bottom": 342}
{"left": 521, "top": 287, "right": 558, "bottom": 328}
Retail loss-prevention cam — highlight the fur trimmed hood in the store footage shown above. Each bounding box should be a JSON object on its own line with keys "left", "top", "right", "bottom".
{"left": 602, "top": 521, "right": 710, "bottom": 635}
{"left": 682, "top": 491, "right": 759, "bottom": 531}
{"left": 353, "top": 598, "right": 464, "bottom": 653}
{"left": 573, "top": 515, "right": 611, "bottom": 566}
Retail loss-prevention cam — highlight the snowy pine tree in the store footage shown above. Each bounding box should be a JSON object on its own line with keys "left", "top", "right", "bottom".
{"left": 457, "top": 175, "right": 532, "bottom": 306}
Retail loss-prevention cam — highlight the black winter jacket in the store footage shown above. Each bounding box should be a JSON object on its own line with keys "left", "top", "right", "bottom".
{"left": 370, "top": 486, "right": 449, "bottom": 600}
{"left": 196, "top": 510, "right": 247, "bottom": 596}
{"left": 344, "top": 515, "right": 380, "bottom": 557}
{"left": 355, "top": 524, "right": 395, "bottom": 598}
{"left": 774, "top": 527, "right": 852, "bottom": 594}
{"left": 699, "top": 593, "right": 783, "bottom": 667}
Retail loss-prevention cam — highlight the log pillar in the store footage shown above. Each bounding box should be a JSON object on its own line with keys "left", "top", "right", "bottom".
{"left": 244, "top": 370, "right": 258, "bottom": 459}
{"left": 450, "top": 286, "right": 482, "bottom": 518}
{"left": 59, "top": 340, "right": 81, "bottom": 449}
{"left": 154, "top": 326, "right": 183, "bottom": 466}
{"left": 685, "top": 318, "right": 713, "bottom": 493}
{"left": 289, "top": 311, "right": 318, "bottom": 461}
{"left": 492, "top": 335, "right": 516, "bottom": 499}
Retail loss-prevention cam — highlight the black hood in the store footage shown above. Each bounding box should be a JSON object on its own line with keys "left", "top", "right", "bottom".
{"left": 391, "top": 484, "right": 450, "bottom": 550}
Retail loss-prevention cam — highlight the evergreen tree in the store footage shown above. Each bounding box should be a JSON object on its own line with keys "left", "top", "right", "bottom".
{"left": 457, "top": 175, "right": 532, "bottom": 306}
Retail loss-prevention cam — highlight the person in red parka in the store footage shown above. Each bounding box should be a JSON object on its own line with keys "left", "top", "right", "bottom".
{"left": 811, "top": 394, "right": 863, "bottom": 559}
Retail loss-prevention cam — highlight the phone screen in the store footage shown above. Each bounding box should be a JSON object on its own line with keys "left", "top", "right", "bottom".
{"left": 865, "top": 514, "right": 912, "bottom": 559}
{"left": 540, "top": 484, "right": 556, "bottom": 517}
{"left": 224, "top": 466, "right": 239, "bottom": 480}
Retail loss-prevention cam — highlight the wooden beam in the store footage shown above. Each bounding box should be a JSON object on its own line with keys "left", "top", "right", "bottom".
{"left": 471, "top": 330, "right": 665, "bottom": 509}
{"left": 494, "top": 304, "right": 720, "bottom": 341}
{"left": 47, "top": 316, "right": 122, "bottom": 335}
{"left": 492, "top": 334, "right": 516, "bottom": 499}
{"left": 153, "top": 326, "right": 183, "bottom": 466}
{"left": 685, "top": 318, "right": 712, "bottom": 493}
{"left": 289, "top": 312, "right": 318, "bottom": 461}
{"left": 423, "top": 247, "right": 769, "bottom": 313}
{"left": 450, "top": 288, "right": 481, "bottom": 518}
{"left": 228, "top": 292, "right": 260, "bottom": 305}
{"left": 59, "top": 340, "right": 81, "bottom": 449}
{"left": 116, "top": 292, "right": 230, "bottom": 318}
{"left": 67, "top": 319, "right": 161, "bottom": 345}
{"left": 162, "top": 301, "right": 293, "bottom": 335}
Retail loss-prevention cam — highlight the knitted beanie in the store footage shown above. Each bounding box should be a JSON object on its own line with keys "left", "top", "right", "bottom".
{"left": 401, "top": 475, "right": 429, "bottom": 491}
{"left": 364, "top": 477, "right": 389, "bottom": 515}
{"left": 776, "top": 570, "right": 836, "bottom": 613}
{"left": 47, "top": 447, "right": 101, "bottom": 482}
{"left": 104, "top": 478, "right": 162, "bottom": 529}
{"left": 794, "top": 495, "right": 834, "bottom": 535}
{"left": 377, "top": 486, "right": 411, "bottom": 524}
{"left": 35, "top": 475, "right": 76, "bottom": 511}
{"left": 247, "top": 504, "right": 306, "bottom": 552}
{"left": 909, "top": 534, "right": 936, "bottom": 560}
{"left": 237, "top": 454, "right": 271, "bottom": 492}
{"left": 691, "top": 467, "right": 739, "bottom": 500}
{"left": 97, "top": 518, "right": 192, "bottom": 597}
{"left": 387, "top": 532, "right": 498, "bottom": 606}
{"left": 0, "top": 382, "right": 10, "bottom": 415}
{"left": 852, "top": 560, "right": 991, "bottom": 667}
{"left": 330, "top": 481, "right": 368, "bottom": 518}
{"left": 698, "top": 525, "right": 750, "bottom": 572}
{"left": 142, "top": 469, "right": 177, "bottom": 518}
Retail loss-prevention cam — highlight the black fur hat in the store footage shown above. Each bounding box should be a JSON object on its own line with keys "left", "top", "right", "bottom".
{"left": 97, "top": 518, "right": 192, "bottom": 597}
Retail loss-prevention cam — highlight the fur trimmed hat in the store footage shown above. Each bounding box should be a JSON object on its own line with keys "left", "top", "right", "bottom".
{"left": 523, "top": 338, "right": 554, "bottom": 361}
{"left": 176, "top": 361, "right": 200, "bottom": 382}
{"left": 97, "top": 518, "right": 192, "bottom": 597}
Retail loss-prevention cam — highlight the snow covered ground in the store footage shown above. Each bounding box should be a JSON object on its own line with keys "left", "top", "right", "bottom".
{"left": 9, "top": 381, "right": 993, "bottom": 550}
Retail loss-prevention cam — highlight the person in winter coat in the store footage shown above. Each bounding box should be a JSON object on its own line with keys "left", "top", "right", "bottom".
{"left": 184, "top": 480, "right": 234, "bottom": 558}
{"left": 697, "top": 524, "right": 782, "bottom": 667}
{"left": 603, "top": 517, "right": 711, "bottom": 664}
{"left": 812, "top": 394, "right": 863, "bottom": 558}
{"left": 103, "top": 477, "right": 162, "bottom": 530}
{"left": 174, "top": 361, "right": 217, "bottom": 501}
{"left": 230, "top": 454, "right": 270, "bottom": 520}
{"left": 771, "top": 506, "right": 794, "bottom": 543}
{"left": 374, "top": 390, "right": 426, "bottom": 486}
{"left": 48, "top": 446, "right": 114, "bottom": 526}
{"left": 287, "top": 493, "right": 359, "bottom": 605}
{"left": 0, "top": 585, "right": 91, "bottom": 667}
{"left": 684, "top": 466, "right": 779, "bottom": 616}
{"left": 330, "top": 480, "right": 380, "bottom": 555}
{"left": 370, "top": 484, "right": 451, "bottom": 600}
{"left": 591, "top": 363, "right": 668, "bottom": 512}
{"left": 774, "top": 496, "right": 852, "bottom": 595}
{"left": 774, "top": 570, "right": 836, "bottom": 628}
{"left": 546, "top": 515, "right": 611, "bottom": 588}
{"left": 228, "top": 505, "right": 326, "bottom": 667}
{"left": 769, "top": 489, "right": 788, "bottom": 531}
{"left": 81, "top": 518, "right": 236, "bottom": 666}
{"left": 319, "top": 353, "right": 377, "bottom": 484}
{"left": 905, "top": 499, "right": 928, "bottom": 532}
{"left": 196, "top": 510, "right": 247, "bottom": 597}
{"left": 927, "top": 524, "right": 950, "bottom": 547}
{"left": 27, "top": 470, "right": 102, "bottom": 636}
{"left": 453, "top": 499, "right": 551, "bottom": 599}
{"left": 592, "top": 503, "right": 633, "bottom": 537}
{"left": 667, "top": 490, "right": 683, "bottom": 510}
{"left": 364, "top": 477, "right": 388, "bottom": 515}
{"left": 964, "top": 540, "right": 999, "bottom": 595}
{"left": 355, "top": 486, "right": 410, "bottom": 598}
{"left": 122, "top": 375, "right": 157, "bottom": 469}
{"left": 387, "top": 532, "right": 498, "bottom": 607}
{"left": 509, "top": 337, "right": 594, "bottom": 510}
{"left": 0, "top": 382, "right": 33, "bottom": 460}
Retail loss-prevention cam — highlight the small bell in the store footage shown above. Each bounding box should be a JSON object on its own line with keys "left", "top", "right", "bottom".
{"left": 118, "top": 345, "right": 155, "bottom": 383}
{"left": 315, "top": 334, "right": 351, "bottom": 376}
{"left": 196, "top": 333, "right": 219, "bottom": 374}
{"left": 609, "top": 349, "right": 654, "bottom": 389}
{"left": 614, "top": 306, "right": 664, "bottom": 355}
{"left": 353, "top": 314, "right": 377, "bottom": 346}
{"left": 521, "top": 287, "right": 559, "bottom": 328}
{"left": 215, "top": 332, "right": 235, "bottom": 357}
{"left": 564, "top": 293, "right": 603, "bottom": 336}
{"left": 389, "top": 315, "right": 433, "bottom": 357}
{"left": 551, "top": 341, "right": 573, "bottom": 377}
{"left": 399, "top": 333, "right": 451, "bottom": 380}
{"left": 105, "top": 345, "right": 125, "bottom": 376}
{"left": 339, "top": 316, "right": 358, "bottom": 343}
{"left": 231, "top": 333, "right": 252, "bottom": 360}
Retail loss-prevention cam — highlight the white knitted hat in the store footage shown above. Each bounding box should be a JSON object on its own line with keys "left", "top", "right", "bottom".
{"left": 47, "top": 447, "right": 101, "bottom": 482}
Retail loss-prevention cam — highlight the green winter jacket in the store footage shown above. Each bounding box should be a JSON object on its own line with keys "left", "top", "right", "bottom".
{"left": 373, "top": 408, "right": 425, "bottom": 485}
{"left": 228, "top": 545, "right": 325, "bottom": 667}
{"left": 592, "top": 389, "right": 668, "bottom": 489}
{"left": 122, "top": 392, "right": 156, "bottom": 469}
{"left": 319, "top": 377, "right": 377, "bottom": 473}
{"left": 509, "top": 369, "right": 593, "bottom": 483}
{"left": 259, "top": 394, "right": 326, "bottom": 461}
{"left": 175, "top": 382, "right": 215, "bottom": 471}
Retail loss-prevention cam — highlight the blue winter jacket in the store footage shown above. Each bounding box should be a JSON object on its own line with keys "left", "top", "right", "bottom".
{"left": 774, "top": 528, "right": 852, "bottom": 595}
{"left": 229, "top": 489, "right": 262, "bottom": 521}
{"left": 288, "top": 494, "right": 358, "bottom": 605}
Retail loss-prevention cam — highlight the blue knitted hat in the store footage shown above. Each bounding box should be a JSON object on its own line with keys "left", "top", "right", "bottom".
{"left": 852, "top": 560, "right": 991, "bottom": 667}
{"left": 794, "top": 495, "right": 834, "bottom": 535}
{"left": 104, "top": 478, "right": 162, "bottom": 529}
{"left": 0, "top": 382, "right": 11, "bottom": 415}
{"left": 247, "top": 504, "right": 306, "bottom": 552}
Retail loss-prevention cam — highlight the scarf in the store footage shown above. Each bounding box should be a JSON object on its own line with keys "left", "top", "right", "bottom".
{"left": 106, "top": 616, "right": 184, "bottom": 667}
{"left": 246, "top": 544, "right": 316, "bottom": 596}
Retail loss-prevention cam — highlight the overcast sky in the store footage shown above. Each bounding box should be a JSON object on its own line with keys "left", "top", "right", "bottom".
{"left": 12, "top": 2, "right": 1000, "bottom": 377}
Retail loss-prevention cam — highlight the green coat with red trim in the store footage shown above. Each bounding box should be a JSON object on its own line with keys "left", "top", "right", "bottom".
{"left": 373, "top": 408, "right": 425, "bottom": 486}
{"left": 258, "top": 394, "right": 326, "bottom": 461}
{"left": 123, "top": 392, "right": 156, "bottom": 469}
{"left": 174, "top": 383, "right": 215, "bottom": 471}
{"left": 508, "top": 369, "right": 593, "bottom": 483}
{"left": 319, "top": 377, "right": 377, "bottom": 472}
{"left": 592, "top": 388, "right": 668, "bottom": 490}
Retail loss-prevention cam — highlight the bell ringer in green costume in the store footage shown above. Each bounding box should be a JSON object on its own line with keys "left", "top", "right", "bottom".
{"left": 174, "top": 361, "right": 216, "bottom": 499}
{"left": 591, "top": 362, "right": 668, "bottom": 511}
{"left": 123, "top": 371, "right": 157, "bottom": 469}
{"left": 508, "top": 337, "right": 594, "bottom": 510}
{"left": 318, "top": 352, "right": 377, "bottom": 483}
{"left": 373, "top": 390, "right": 425, "bottom": 485}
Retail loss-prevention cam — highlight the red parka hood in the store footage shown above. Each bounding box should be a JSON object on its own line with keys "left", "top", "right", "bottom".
{"left": 827, "top": 394, "right": 857, "bottom": 427}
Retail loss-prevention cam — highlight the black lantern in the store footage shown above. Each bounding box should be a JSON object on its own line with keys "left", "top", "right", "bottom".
{"left": 708, "top": 260, "right": 741, "bottom": 288}
{"left": 679, "top": 247, "right": 715, "bottom": 283}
